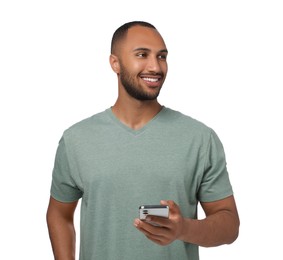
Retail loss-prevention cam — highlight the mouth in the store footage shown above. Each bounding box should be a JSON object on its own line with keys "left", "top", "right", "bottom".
{"left": 140, "top": 75, "right": 162, "bottom": 87}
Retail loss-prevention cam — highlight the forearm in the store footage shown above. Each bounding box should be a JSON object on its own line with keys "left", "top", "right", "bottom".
{"left": 46, "top": 196, "right": 79, "bottom": 260}
{"left": 179, "top": 210, "right": 239, "bottom": 247}
{"left": 47, "top": 216, "right": 76, "bottom": 260}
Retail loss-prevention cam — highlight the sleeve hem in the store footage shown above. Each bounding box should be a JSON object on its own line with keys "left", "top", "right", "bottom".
{"left": 199, "top": 190, "right": 233, "bottom": 203}
{"left": 50, "top": 192, "right": 81, "bottom": 203}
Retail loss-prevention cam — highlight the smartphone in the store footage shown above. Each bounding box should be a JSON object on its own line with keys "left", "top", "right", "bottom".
{"left": 139, "top": 205, "right": 169, "bottom": 220}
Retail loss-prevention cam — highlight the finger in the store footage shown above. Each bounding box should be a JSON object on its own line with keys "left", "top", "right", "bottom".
{"left": 146, "top": 216, "right": 171, "bottom": 228}
{"left": 160, "top": 200, "right": 169, "bottom": 206}
{"left": 139, "top": 225, "right": 165, "bottom": 239}
{"left": 134, "top": 219, "right": 167, "bottom": 237}
{"left": 160, "top": 200, "right": 180, "bottom": 215}
{"left": 146, "top": 234, "right": 168, "bottom": 246}
{"left": 140, "top": 225, "right": 169, "bottom": 244}
{"left": 144, "top": 228, "right": 172, "bottom": 246}
{"left": 134, "top": 219, "right": 172, "bottom": 246}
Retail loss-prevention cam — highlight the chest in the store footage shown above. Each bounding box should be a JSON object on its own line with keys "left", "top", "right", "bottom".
{"left": 73, "top": 132, "right": 206, "bottom": 200}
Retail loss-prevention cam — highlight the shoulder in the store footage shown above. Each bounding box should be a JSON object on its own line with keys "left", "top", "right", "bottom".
{"left": 62, "top": 109, "right": 110, "bottom": 140}
{"left": 162, "top": 107, "right": 213, "bottom": 136}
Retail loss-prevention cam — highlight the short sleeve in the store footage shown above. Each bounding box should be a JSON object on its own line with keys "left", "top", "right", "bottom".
{"left": 198, "top": 130, "right": 233, "bottom": 202}
{"left": 50, "top": 136, "right": 83, "bottom": 202}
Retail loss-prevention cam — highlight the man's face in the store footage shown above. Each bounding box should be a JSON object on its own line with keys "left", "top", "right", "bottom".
{"left": 116, "top": 26, "right": 168, "bottom": 101}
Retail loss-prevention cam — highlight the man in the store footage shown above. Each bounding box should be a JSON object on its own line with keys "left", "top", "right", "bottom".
{"left": 47, "top": 21, "right": 239, "bottom": 260}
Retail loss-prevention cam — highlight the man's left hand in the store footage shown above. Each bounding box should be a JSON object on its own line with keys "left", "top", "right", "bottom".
{"left": 134, "top": 200, "right": 185, "bottom": 246}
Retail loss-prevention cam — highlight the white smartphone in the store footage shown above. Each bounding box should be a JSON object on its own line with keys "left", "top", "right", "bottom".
{"left": 139, "top": 205, "right": 169, "bottom": 220}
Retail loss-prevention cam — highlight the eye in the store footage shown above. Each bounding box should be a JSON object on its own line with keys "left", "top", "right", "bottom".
{"left": 136, "top": 53, "right": 147, "bottom": 58}
{"left": 158, "top": 54, "right": 167, "bottom": 60}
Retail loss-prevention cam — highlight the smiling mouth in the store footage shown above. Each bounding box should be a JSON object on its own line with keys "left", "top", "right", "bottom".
{"left": 142, "top": 77, "right": 160, "bottom": 82}
{"left": 139, "top": 73, "right": 164, "bottom": 88}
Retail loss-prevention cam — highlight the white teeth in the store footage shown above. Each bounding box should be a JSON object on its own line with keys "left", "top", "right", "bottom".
{"left": 143, "top": 77, "right": 158, "bottom": 82}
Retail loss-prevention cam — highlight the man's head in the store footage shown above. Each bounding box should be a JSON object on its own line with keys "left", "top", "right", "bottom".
{"left": 110, "top": 21, "right": 168, "bottom": 101}
{"left": 111, "top": 21, "right": 157, "bottom": 55}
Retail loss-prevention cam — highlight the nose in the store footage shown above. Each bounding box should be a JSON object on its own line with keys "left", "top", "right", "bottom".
{"left": 147, "top": 56, "right": 162, "bottom": 73}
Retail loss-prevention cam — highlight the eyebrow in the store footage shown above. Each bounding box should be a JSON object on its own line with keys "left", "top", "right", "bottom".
{"left": 133, "top": 47, "right": 168, "bottom": 53}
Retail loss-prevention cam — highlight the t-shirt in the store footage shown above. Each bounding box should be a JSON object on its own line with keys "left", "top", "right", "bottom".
{"left": 51, "top": 107, "right": 233, "bottom": 260}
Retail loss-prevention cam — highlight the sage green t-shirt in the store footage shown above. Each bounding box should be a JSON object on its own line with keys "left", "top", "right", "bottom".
{"left": 51, "top": 107, "right": 233, "bottom": 260}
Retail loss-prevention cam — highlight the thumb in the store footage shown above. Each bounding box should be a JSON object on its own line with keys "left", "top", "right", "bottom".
{"left": 160, "top": 200, "right": 169, "bottom": 206}
{"left": 160, "top": 200, "right": 180, "bottom": 214}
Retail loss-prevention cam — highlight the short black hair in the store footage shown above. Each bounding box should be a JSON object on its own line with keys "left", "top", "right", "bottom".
{"left": 110, "top": 21, "right": 156, "bottom": 54}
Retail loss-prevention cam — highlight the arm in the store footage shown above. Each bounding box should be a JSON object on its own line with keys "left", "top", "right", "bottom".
{"left": 134, "top": 195, "right": 239, "bottom": 247}
{"left": 46, "top": 196, "right": 78, "bottom": 260}
{"left": 181, "top": 195, "right": 240, "bottom": 247}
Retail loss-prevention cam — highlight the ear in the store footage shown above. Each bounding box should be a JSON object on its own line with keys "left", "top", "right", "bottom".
{"left": 109, "top": 54, "right": 120, "bottom": 74}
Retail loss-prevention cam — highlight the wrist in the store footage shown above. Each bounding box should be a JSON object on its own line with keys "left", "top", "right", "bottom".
{"left": 177, "top": 218, "right": 192, "bottom": 242}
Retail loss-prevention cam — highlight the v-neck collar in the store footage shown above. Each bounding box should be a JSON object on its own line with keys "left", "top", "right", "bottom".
{"left": 106, "top": 106, "right": 166, "bottom": 135}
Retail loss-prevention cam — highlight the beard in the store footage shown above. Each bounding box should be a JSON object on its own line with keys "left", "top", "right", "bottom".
{"left": 119, "top": 63, "right": 163, "bottom": 101}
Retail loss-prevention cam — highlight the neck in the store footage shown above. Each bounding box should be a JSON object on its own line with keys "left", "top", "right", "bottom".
{"left": 111, "top": 96, "right": 162, "bottom": 130}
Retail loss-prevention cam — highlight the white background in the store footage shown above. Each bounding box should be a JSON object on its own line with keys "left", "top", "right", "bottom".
{"left": 1, "top": 0, "right": 282, "bottom": 259}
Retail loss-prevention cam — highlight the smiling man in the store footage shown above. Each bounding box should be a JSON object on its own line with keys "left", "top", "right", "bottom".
{"left": 109, "top": 23, "right": 168, "bottom": 130}
{"left": 111, "top": 25, "right": 168, "bottom": 103}
{"left": 47, "top": 21, "right": 239, "bottom": 260}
